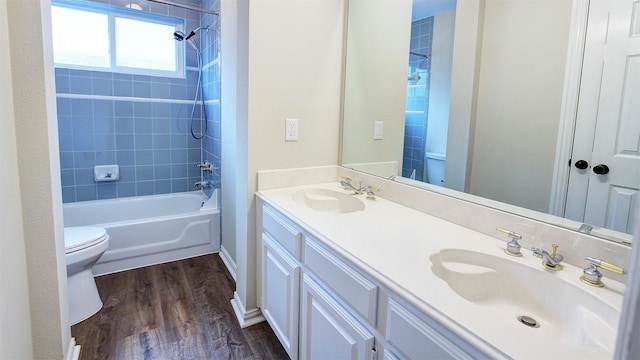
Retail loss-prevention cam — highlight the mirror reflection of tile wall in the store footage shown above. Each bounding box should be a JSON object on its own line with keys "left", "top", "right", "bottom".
{"left": 403, "top": 16, "right": 433, "bottom": 181}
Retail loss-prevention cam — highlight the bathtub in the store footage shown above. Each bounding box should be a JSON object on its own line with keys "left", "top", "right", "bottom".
{"left": 63, "top": 190, "right": 220, "bottom": 276}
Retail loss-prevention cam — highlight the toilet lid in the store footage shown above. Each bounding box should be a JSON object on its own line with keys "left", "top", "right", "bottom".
{"left": 65, "top": 226, "right": 108, "bottom": 253}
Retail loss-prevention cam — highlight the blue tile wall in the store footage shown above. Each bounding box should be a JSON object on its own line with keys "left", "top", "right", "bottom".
{"left": 57, "top": 0, "right": 221, "bottom": 203}
{"left": 402, "top": 17, "right": 434, "bottom": 181}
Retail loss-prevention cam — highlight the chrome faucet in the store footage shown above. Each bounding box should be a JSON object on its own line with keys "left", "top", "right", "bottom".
{"left": 195, "top": 160, "right": 214, "bottom": 173}
{"left": 496, "top": 228, "right": 522, "bottom": 257}
{"left": 531, "top": 244, "right": 564, "bottom": 270}
{"left": 581, "top": 257, "right": 627, "bottom": 287}
{"left": 365, "top": 186, "right": 379, "bottom": 200}
{"left": 194, "top": 180, "right": 212, "bottom": 189}
{"left": 339, "top": 177, "right": 364, "bottom": 194}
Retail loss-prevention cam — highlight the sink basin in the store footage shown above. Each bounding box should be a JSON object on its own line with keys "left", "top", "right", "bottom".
{"left": 430, "top": 249, "right": 620, "bottom": 353}
{"left": 291, "top": 188, "right": 365, "bottom": 214}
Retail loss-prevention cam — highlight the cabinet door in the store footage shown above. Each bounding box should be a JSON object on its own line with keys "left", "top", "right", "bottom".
{"left": 261, "top": 234, "right": 301, "bottom": 360}
{"left": 300, "top": 274, "right": 374, "bottom": 360}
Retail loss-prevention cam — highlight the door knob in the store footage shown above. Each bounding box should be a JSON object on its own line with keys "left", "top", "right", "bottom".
{"left": 592, "top": 164, "right": 610, "bottom": 175}
{"left": 574, "top": 160, "right": 589, "bottom": 170}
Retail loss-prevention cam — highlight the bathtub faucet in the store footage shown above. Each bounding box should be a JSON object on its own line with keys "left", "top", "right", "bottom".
{"left": 194, "top": 180, "right": 212, "bottom": 190}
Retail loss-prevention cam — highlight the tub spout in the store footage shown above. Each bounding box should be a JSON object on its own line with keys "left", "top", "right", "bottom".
{"left": 194, "top": 180, "right": 212, "bottom": 189}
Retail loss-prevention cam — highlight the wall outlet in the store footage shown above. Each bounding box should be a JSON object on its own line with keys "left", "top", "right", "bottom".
{"left": 374, "top": 121, "right": 383, "bottom": 140}
{"left": 285, "top": 118, "right": 299, "bottom": 141}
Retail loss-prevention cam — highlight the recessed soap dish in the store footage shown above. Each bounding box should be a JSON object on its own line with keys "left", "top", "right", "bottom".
{"left": 94, "top": 165, "right": 119, "bottom": 182}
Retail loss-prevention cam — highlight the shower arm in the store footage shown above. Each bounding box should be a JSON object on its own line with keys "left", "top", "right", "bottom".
{"left": 185, "top": 26, "right": 210, "bottom": 41}
{"left": 410, "top": 51, "right": 430, "bottom": 59}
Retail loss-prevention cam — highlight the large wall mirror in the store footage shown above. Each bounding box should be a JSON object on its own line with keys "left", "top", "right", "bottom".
{"left": 341, "top": 0, "right": 639, "bottom": 245}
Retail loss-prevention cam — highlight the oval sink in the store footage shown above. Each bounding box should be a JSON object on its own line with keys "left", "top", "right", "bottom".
{"left": 430, "top": 249, "right": 620, "bottom": 353}
{"left": 292, "top": 188, "right": 365, "bottom": 214}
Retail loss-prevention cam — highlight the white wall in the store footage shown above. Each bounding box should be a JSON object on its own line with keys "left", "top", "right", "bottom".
{"left": 0, "top": 1, "right": 34, "bottom": 357}
{"left": 220, "top": 0, "right": 249, "bottom": 278}
{"left": 445, "top": 0, "right": 485, "bottom": 192}
{"left": 447, "top": 0, "right": 572, "bottom": 210}
{"left": 468, "top": 0, "right": 572, "bottom": 212}
{"left": 223, "top": 0, "right": 346, "bottom": 326}
{"left": 3, "top": 0, "right": 69, "bottom": 357}
{"left": 341, "top": 0, "right": 412, "bottom": 168}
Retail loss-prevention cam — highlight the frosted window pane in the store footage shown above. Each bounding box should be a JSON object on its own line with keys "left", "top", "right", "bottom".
{"left": 51, "top": 6, "right": 109, "bottom": 67}
{"left": 115, "top": 17, "right": 176, "bottom": 71}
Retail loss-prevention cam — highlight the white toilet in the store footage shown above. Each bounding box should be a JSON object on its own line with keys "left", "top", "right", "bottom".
{"left": 64, "top": 226, "right": 110, "bottom": 325}
{"left": 425, "top": 152, "right": 446, "bottom": 187}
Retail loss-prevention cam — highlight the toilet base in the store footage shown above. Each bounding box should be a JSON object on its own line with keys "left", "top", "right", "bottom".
{"left": 67, "top": 270, "right": 103, "bottom": 325}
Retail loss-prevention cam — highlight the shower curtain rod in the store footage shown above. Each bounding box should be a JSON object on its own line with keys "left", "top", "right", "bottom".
{"left": 144, "top": 0, "right": 219, "bottom": 15}
{"left": 410, "top": 51, "right": 430, "bottom": 59}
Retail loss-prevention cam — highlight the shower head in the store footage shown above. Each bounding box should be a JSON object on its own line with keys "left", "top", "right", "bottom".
{"left": 173, "top": 30, "right": 186, "bottom": 41}
{"left": 173, "top": 30, "right": 199, "bottom": 51}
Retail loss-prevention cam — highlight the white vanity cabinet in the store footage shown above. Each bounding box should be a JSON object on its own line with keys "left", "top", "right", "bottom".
{"left": 258, "top": 201, "right": 485, "bottom": 360}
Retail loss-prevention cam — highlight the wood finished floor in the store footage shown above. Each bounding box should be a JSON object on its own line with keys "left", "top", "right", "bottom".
{"left": 72, "top": 254, "right": 289, "bottom": 360}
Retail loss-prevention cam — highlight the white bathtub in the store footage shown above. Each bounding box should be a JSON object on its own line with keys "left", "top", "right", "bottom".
{"left": 63, "top": 190, "right": 220, "bottom": 276}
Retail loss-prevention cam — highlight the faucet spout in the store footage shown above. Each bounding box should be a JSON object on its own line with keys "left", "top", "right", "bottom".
{"left": 531, "top": 244, "right": 564, "bottom": 268}
{"left": 194, "top": 180, "right": 212, "bottom": 189}
{"left": 339, "top": 177, "right": 365, "bottom": 194}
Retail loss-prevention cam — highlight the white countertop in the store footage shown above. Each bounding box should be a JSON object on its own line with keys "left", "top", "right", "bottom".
{"left": 257, "top": 182, "right": 625, "bottom": 359}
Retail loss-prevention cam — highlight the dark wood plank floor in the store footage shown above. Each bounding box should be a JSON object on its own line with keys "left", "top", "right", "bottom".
{"left": 72, "top": 254, "right": 289, "bottom": 360}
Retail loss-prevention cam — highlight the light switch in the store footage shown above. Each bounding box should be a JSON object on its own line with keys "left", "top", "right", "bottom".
{"left": 285, "top": 118, "right": 299, "bottom": 141}
{"left": 374, "top": 121, "right": 383, "bottom": 140}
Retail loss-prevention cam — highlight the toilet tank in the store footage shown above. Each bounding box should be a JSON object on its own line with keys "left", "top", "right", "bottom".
{"left": 425, "top": 152, "right": 446, "bottom": 186}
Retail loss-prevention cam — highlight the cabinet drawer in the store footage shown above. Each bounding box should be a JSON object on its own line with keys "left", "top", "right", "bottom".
{"left": 262, "top": 206, "right": 302, "bottom": 260}
{"left": 304, "top": 238, "right": 378, "bottom": 325}
{"left": 386, "top": 299, "right": 473, "bottom": 360}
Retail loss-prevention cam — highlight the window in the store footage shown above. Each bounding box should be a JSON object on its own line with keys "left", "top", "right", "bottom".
{"left": 51, "top": 1, "right": 184, "bottom": 77}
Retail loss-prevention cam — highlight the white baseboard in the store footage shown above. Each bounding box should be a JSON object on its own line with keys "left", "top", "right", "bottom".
{"left": 219, "top": 245, "right": 237, "bottom": 281}
{"left": 64, "top": 337, "right": 80, "bottom": 360}
{"left": 230, "top": 291, "right": 265, "bottom": 328}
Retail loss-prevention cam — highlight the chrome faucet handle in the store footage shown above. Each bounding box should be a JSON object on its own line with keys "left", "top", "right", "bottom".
{"left": 339, "top": 176, "right": 353, "bottom": 188}
{"left": 580, "top": 257, "right": 627, "bottom": 287}
{"left": 365, "top": 186, "right": 379, "bottom": 200}
{"left": 195, "top": 161, "right": 213, "bottom": 173}
{"left": 496, "top": 228, "right": 522, "bottom": 257}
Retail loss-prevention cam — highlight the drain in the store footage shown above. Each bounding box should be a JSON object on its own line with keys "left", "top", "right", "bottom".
{"left": 518, "top": 315, "right": 539, "bottom": 328}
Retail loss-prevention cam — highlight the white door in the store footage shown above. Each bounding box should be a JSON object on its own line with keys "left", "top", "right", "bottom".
{"left": 565, "top": 0, "right": 640, "bottom": 233}
{"left": 300, "top": 274, "right": 374, "bottom": 360}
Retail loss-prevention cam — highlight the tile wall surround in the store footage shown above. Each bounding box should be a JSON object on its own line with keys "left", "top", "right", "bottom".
{"left": 403, "top": 16, "right": 434, "bottom": 181}
{"left": 56, "top": 0, "right": 221, "bottom": 203}
{"left": 256, "top": 165, "right": 632, "bottom": 284}
{"left": 201, "top": 0, "right": 222, "bottom": 201}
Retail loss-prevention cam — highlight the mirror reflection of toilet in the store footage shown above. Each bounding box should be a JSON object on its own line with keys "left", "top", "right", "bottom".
{"left": 64, "top": 226, "right": 109, "bottom": 325}
{"left": 425, "top": 152, "right": 446, "bottom": 187}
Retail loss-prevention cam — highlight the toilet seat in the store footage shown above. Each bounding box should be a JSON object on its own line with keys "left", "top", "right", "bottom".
{"left": 65, "top": 227, "right": 109, "bottom": 254}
